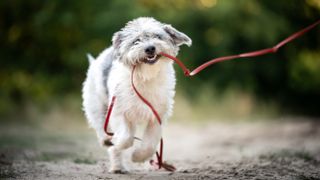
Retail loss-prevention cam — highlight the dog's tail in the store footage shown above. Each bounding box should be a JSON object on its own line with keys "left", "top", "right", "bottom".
{"left": 86, "top": 53, "right": 95, "bottom": 64}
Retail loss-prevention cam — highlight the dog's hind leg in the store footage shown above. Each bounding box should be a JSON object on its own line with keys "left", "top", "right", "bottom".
{"left": 108, "top": 114, "right": 135, "bottom": 173}
{"left": 82, "top": 93, "right": 112, "bottom": 147}
{"left": 132, "top": 120, "right": 161, "bottom": 163}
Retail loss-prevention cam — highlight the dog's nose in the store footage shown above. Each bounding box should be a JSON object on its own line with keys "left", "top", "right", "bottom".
{"left": 145, "top": 46, "right": 156, "bottom": 55}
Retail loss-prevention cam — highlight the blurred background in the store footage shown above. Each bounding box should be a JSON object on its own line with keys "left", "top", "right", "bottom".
{"left": 0, "top": 0, "right": 320, "bottom": 124}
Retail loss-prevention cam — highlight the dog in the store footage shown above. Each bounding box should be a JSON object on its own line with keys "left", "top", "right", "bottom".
{"left": 82, "top": 17, "right": 191, "bottom": 173}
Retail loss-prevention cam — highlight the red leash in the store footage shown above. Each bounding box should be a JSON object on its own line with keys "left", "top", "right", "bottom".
{"left": 161, "top": 19, "right": 320, "bottom": 76}
{"left": 131, "top": 66, "right": 176, "bottom": 171}
{"left": 103, "top": 19, "right": 319, "bottom": 172}
{"left": 104, "top": 96, "right": 116, "bottom": 136}
{"left": 131, "top": 66, "right": 161, "bottom": 125}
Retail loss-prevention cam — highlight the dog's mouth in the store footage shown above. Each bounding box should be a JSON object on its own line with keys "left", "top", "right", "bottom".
{"left": 142, "top": 54, "right": 161, "bottom": 65}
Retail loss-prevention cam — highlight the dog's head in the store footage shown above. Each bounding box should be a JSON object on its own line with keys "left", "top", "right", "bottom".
{"left": 112, "top": 17, "right": 192, "bottom": 66}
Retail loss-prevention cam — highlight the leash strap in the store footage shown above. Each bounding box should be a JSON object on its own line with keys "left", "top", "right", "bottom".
{"left": 131, "top": 66, "right": 162, "bottom": 125}
{"left": 161, "top": 19, "right": 320, "bottom": 76}
{"left": 104, "top": 96, "right": 116, "bottom": 136}
{"left": 131, "top": 65, "right": 176, "bottom": 171}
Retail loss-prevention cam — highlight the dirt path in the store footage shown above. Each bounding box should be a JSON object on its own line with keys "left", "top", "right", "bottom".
{"left": 1, "top": 119, "right": 320, "bottom": 179}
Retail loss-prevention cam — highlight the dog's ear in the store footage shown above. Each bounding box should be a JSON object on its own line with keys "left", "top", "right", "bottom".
{"left": 163, "top": 24, "right": 192, "bottom": 47}
{"left": 112, "top": 32, "right": 122, "bottom": 49}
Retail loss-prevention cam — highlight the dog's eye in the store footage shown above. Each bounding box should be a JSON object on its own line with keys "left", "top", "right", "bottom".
{"left": 133, "top": 39, "right": 141, "bottom": 45}
{"left": 155, "top": 34, "right": 162, "bottom": 40}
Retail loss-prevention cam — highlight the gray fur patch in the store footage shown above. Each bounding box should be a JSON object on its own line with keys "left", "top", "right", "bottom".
{"left": 102, "top": 57, "right": 113, "bottom": 95}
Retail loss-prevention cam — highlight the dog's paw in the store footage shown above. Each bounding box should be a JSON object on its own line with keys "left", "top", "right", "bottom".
{"left": 132, "top": 147, "right": 154, "bottom": 162}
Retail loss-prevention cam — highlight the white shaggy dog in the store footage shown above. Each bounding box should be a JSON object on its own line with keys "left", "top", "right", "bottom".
{"left": 82, "top": 17, "right": 191, "bottom": 173}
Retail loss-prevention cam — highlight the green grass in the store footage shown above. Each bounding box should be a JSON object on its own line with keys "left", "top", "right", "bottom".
{"left": 73, "top": 158, "right": 96, "bottom": 165}
{"left": 37, "top": 152, "right": 75, "bottom": 162}
{"left": 0, "top": 135, "right": 36, "bottom": 148}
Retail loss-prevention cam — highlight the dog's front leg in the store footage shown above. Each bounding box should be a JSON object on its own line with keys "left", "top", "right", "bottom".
{"left": 132, "top": 120, "right": 161, "bottom": 162}
{"left": 108, "top": 115, "right": 135, "bottom": 173}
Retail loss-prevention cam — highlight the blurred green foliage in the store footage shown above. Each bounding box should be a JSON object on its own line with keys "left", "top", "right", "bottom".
{"left": 0, "top": 0, "right": 319, "bottom": 118}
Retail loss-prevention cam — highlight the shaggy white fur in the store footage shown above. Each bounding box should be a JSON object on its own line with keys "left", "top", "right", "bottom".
{"left": 82, "top": 17, "right": 191, "bottom": 173}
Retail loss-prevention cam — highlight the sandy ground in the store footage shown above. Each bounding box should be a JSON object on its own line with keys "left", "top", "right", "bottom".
{"left": 1, "top": 118, "right": 320, "bottom": 180}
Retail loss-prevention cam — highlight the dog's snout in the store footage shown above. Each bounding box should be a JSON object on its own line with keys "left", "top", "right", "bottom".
{"left": 145, "top": 46, "right": 156, "bottom": 55}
